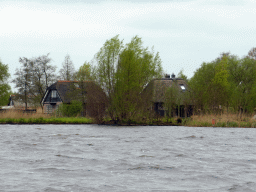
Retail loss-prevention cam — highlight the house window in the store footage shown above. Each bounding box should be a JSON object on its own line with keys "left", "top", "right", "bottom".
{"left": 51, "top": 90, "right": 57, "bottom": 98}
{"left": 46, "top": 105, "right": 52, "bottom": 114}
{"left": 180, "top": 85, "right": 186, "bottom": 90}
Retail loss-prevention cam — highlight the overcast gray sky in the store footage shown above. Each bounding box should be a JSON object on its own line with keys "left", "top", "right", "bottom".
{"left": 1, "top": 0, "right": 256, "bottom": 91}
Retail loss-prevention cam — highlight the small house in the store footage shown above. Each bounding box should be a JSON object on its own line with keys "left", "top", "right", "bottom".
{"left": 143, "top": 74, "right": 193, "bottom": 117}
{"left": 41, "top": 80, "right": 107, "bottom": 116}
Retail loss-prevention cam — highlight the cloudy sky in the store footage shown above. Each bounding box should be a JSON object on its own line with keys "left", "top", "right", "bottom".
{"left": 1, "top": 0, "right": 256, "bottom": 91}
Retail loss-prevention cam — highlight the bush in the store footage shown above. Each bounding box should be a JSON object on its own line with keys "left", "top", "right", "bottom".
{"left": 6, "top": 118, "right": 14, "bottom": 124}
{"left": 182, "top": 118, "right": 190, "bottom": 125}
{"left": 201, "top": 122, "right": 212, "bottom": 127}
{"left": 240, "top": 121, "right": 252, "bottom": 128}
{"left": 18, "top": 118, "right": 26, "bottom": 124}
{"left": 227, "top": 121, "right": 238, "bottom": 127}
{"left": 34, "top": 117, "right": 44, "bottom": 124}
{"left": 57, "top": 100, "right": 83, "bottom": 117}
{"left": 216, "top": 122, "right": 226, "bottom": 127}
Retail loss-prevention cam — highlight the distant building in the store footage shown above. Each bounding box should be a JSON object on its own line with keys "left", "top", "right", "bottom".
{"left": 8, "top": 95, "right": 35, "bottom": 109}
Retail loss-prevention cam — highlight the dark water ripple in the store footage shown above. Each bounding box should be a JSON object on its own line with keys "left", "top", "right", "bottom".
{"left": 0, "top": 124, "right": 256, "bottom": 191}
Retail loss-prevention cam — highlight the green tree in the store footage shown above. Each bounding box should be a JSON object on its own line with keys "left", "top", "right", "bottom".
{"left": 76, "top": 61, "right": 96, "bottom": 81}
{"left": 189, "top": 61, "right": 216, "bottom": 113}
{"left": 190, "top": 52, "right": 256, "bottom": 115}
{"left": 112, "top": 36, "right": 163, "bottom": 120}
{"left": 94, "top": 35, "right": 123, "bottom": 118}
{"left": 0, "top": 59, "right": 11, "bottom": 106}
{"left": 177, "top": 69, "right": 188, "bottom": 81}
{"left": 228, "top": 56, "right": 256, "bottom": 114}
{"left": 211, "top": 55, "right": 230, "bottom": 111}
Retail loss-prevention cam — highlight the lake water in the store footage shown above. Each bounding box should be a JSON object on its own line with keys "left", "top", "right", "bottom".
{"left": 1, "top": 124, "right": 256, "bottom": 192}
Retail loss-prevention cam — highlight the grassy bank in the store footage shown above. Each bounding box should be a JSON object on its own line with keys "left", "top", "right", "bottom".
{"left": 0, "top": 117, "right": 93, "bottom": 124}
{"left": 0, "top": 109, "right": 93, "bottom": 124}
{"left": 183, "top": 113, "right": 256, "bottom": 128}
{"left": 1, "top": 108, "right": 256, "bottom": 127}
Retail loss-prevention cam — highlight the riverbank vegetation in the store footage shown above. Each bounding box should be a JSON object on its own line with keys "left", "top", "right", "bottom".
{"left": 0, "top": 108, "right": 93, "bottom": 124}
{"left": 1, "top": 35, "right": 256, "bottom": 127}
{"left": 182, "top": 113, "right": 256, "bottom": 128}
{"left": 1, "top": 106, "right": 256, "bottom": 127}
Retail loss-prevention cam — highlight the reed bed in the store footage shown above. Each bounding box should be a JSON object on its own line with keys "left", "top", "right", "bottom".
{"left": 0, "top": 108, "right": 47, "bottom": 119}
{"left": 184, "top": 113, "right": 256, "bottom": 128}
{"left": 0, "top": 108, "right": 93, "bottom": 124}
{"left": 1, "top": 108, "right": 256, "bottom": 127}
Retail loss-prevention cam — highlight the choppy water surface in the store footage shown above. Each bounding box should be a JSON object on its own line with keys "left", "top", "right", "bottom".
{"left": 1, "top": 124, "right": 256, "bottom": 192}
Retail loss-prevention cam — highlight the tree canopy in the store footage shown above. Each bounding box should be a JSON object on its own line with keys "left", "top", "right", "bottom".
{"left": 12, "top": 54, "right": 56, "bottom": 109}
{"left": 0, "top": 59, "right": 11, "bottom": 106}
{"left": 189, "top": 53, "right": 256, "bottom": 114}
{"left": 94, "top": 35, "right": 163, "bottom": 120}
{"left": 59, "top": 54, "right": 75, "bottom": 81}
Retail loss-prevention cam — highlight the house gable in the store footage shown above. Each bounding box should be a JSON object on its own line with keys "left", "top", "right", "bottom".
{"left": 43, "top": 89, "right": 62, "bottom": 103}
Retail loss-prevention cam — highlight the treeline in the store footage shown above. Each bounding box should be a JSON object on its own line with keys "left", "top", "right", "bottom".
{"left": 6, "top": 35, "right": 163, "bottom": 122}
{"left": 188, "top": 50, "right": 256, "bottom": 115}
{"left": 1, "top": 34, "right": 256, "bottom": 121}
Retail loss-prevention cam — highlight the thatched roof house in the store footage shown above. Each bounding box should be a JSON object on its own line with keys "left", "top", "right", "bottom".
{"left": 143, "top": 74, "right": 193, "bottom": 117}
{"left": 41, "top": 81, "right": 107, "bottom": 116}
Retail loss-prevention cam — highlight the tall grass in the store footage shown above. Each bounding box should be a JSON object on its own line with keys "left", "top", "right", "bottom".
{"left": 1, "top": 108, "right": 256, "bottom": 127}
{"left": 0, "top": 108, "right": 93, "bottom": 124}
{"left": 0, "top": 108, "right": 47, "bottom": 119}
{"left": 184, "top": 112, "right": 256, "bottom": 128}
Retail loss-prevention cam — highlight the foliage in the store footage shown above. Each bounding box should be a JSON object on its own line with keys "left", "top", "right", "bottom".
{"left": 0, "top": 59, "right": 11, "bottom": 106}
{"left": 94, "top": 35, "right": 162, "bottom": 121}
{"left": 0, "top": 117, "right": 92, "bottom": 124}
{"left": 76, "top": 61, "right": 96, "bottom": 81}
{"left": 112, "top": 36, "right": 163, "bottom": 120}
{"left": 248, "top": 47, "right": 256, "bottom": 60}
{"left": 211, "top": 55, "right": 230, "bottom": 108}
{"left": 12, "top": 57, "right": 32, "bottom": 110}
{"left": 189, "top": 53, "right": 256, "bottom": 115}
{"left": 57, "top": 100, "right": 83, "bottom": 117}
{"left": 59, "top": 54, "right": 76, "bottom": 81}
{"left": 12, "top": 54, "right": 56, "bottom": 109}
{"left": 94, "top": 35, "right": 123, "bottom": 97}
{"left": 177, "top": 69, "right": 188, "bottom": 81}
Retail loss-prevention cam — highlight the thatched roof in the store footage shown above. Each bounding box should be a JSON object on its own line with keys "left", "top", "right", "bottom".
{"left": 43, "top": 80, "right": 106, "bottom": 104}
{"left": 143, "top": 77, "right": 189, "bottom": 103}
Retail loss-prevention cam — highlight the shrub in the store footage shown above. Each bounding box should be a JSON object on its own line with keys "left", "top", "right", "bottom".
{"left": 227, "top": 121, "right": 238, "bottom": 127}
{"left": 240, "top": 121, "right": 252, "bottom": 128}
{"left": 27, "top": 118, "right": 33, "bottom": 124}
{"left": 216, "top": 122, "right": 226, "bottom": 127}
{"left": 34, "top": 117, "right": 44, "bottom": 124}
{"left": 6, "top": 118, "right": 14, "bottom": 124}
{"left": 252, "top": 122, "right": 256, "bottom": 128}
{"left": 57, "top": 100, "right": 83, "bottom": 117}
{"left": 18, "top": 118, "right": 25, "bottom": 124}
{"left": 182, "top": 118, "right": 190, "bottom": 125}
{"left": 201, "top": 122, "right": 212, "bottom": 127}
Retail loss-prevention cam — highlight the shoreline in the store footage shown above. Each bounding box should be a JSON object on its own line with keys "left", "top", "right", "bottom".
{"left": 0, "top": 117, "right": 255, "bottom": 128}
